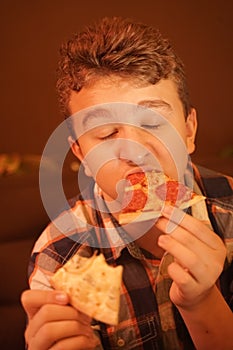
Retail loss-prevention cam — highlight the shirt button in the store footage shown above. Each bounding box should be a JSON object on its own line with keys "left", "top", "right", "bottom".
{"left": 117, "top": 338, "right": 125, "bottom": 347}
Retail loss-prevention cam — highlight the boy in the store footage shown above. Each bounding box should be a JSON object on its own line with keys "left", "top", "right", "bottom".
{"left": 21, "top": 17, "right": 233, "bottom": 349}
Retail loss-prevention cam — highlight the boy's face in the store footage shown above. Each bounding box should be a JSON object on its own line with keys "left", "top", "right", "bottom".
{"left": 69, "top": 78, "right": 197, "bottom": 212}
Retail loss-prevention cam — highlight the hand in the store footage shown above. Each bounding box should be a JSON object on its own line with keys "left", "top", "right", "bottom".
{"left": 21, "top": 289, "right": 100, "bottom": 350}
{"left": 157, "top": 205, "right": 226, "bottom": 309}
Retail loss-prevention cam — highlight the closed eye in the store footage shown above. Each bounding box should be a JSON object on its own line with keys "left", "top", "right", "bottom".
{"left": 99, "top": 129, "right": 119, "bottom": 140}
{"left": 141, "top": 124, "right": 161, "bottom": 130}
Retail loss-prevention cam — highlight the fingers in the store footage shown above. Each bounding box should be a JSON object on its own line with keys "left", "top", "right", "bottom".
{"left": 157, "top": 218, "right": 225, "bottom": 271}
{"left": 158, "top": 233, "right": 218, "bottom": 284}
{"left": 21, "top": 289, "right": 96, "bottom": 350}
{"left": 48, "top": 335, "right": 100, "bottom": 350}
{"left": 25, "top": 304, "right": 92, "bottom": 342}
{"left": 157, "top": 211, "right": 225, "bottom": 277}
{"left": 161, "top": 205, "right": 225, "bottom": 250}
{"left": 28, "top": 319, "right": 98, "bottom": 350}
{"left": 21, "top": 290, "right": 69, "bottom": 320}
{"left": 156, "top": 205, "right": 226, "bottom": 306}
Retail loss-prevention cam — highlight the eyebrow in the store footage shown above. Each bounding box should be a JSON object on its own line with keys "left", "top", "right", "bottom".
{"left": 82, "top": 108, "right": 114, "bottom": 129}
{"left": 137, "top": 99, "right": 172, "bottom": 111}
{"left": 81, "top": 99, "right": 172, "bottom": 128}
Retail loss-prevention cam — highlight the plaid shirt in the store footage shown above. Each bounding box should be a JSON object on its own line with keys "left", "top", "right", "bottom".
{"left": 29, "top": 164, "right": 233, "bottom": 350}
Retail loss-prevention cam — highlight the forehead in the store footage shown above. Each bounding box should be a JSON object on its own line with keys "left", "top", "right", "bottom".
{"left": 82, "top": 100, "right": 171, "bottom": 126}
{"left": 67, "top": 78, "right": 185, "bottom": 139}
{"left": 68, "top": 78, "right": 181, "bottom": 115}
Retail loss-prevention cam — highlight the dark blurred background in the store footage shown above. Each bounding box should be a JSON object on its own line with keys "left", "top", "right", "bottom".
{"left": 1, "top": 0, "right": 233, "bottom": 172}
{"left": 0, "top": 1, "right": 232, "bottom": 349}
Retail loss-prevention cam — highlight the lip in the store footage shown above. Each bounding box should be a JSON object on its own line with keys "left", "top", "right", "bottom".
{"left": 124, "top": 165, "right": 162, "bottom": 179}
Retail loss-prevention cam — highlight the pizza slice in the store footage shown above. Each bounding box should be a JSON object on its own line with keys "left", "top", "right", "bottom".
{"left": 50, "top": 252, "right": 123, "bottom": 325}
{"left": 119, "top": 170, "right": 205, "bottom": 224}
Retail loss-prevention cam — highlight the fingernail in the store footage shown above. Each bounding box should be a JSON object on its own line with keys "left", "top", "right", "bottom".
{"left": 162, "top": 205, "right": 173, "bottom": 215}
{"left": 55, "top": 292, "right": 68, "bottom": 303}
{"left": 158, "top": 234, "right": 169, "bottom": 245}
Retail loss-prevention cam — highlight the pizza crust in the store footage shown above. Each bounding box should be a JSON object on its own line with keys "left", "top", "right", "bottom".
{"left": 50, "top": 253, "right": 123, "bottom": 325}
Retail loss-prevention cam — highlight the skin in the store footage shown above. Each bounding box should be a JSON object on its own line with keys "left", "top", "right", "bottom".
{"left": 21, "top": 77, "right": 232, "bottom": 349}
{"left": 21, "top": 290, "right": 100, "bottom": 350}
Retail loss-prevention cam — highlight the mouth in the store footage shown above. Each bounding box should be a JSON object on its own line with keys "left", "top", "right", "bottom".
{"left": 124, "top": 165, "right": 162, "bottom": 179}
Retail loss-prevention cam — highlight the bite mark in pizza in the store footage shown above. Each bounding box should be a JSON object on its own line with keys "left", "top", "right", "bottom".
{"left": 50, "top": 253, "right": 123, "bottom": 325}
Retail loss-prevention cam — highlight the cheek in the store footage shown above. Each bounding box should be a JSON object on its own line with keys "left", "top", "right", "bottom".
{"left": 150, "top": 130, "right": 189, "bottom": 180}
{"left": 95, "top": 162, "right": 122, "bottom": 199}
{"left": 78, "top": 136, "right": 96, "bottom": 155}
{"left": 153, "top": 145, "right": 178, "bottom": 178}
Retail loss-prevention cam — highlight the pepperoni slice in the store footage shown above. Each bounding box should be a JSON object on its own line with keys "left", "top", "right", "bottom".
{"left": 155, "top": 180, "right": 189, "bottom": 205}
{"left": 122, "top": 189, "right": 147, "bottom": 212}
{"left": 126, "top": 172, "right": 146, "bottom": 186}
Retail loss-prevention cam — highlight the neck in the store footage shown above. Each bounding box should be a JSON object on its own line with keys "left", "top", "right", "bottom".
{"left": 122, "top": 220, "right": 165, "bottom": 258}
{"left": 134, "top": 224, "right": 165, "bottom": 258}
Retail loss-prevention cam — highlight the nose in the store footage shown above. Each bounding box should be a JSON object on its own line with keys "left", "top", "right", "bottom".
{"left": 116, "top": 126, "right": 151, "bottom": 165}
{"left": 118, "top": 139, "right": 149, "bottom": 165}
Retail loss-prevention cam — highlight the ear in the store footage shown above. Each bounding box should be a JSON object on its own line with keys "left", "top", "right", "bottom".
{"left": 185, "top": 108, "right": 197, "bottom": 154}
{"left": 68, "top": 136, "right": 92, "bottom": 177}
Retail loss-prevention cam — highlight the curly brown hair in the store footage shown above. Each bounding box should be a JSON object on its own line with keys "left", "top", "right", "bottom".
{"left": 56, "top": 17, "right": 191, "bottom": 118}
